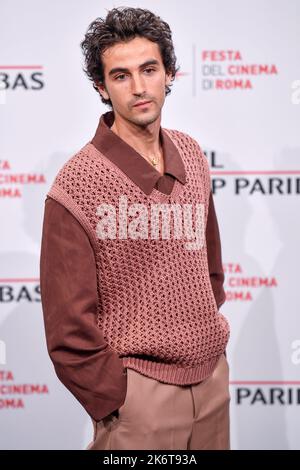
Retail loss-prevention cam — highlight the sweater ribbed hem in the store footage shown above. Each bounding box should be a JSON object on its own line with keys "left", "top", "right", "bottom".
{"left": 122, "top": 354, "right": 222, "bottom": 386}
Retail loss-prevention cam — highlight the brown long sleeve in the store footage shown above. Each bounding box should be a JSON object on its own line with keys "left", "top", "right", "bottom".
{"left": 39, "top": 196, "right": 127, "bottom": 422}
{"left": 206, "top": 191, "right": 226, "bottom": 310}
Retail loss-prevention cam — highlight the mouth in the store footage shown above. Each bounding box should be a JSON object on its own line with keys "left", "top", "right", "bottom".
{"left": 133, "top": 100, "right": 152, "bottom": 108}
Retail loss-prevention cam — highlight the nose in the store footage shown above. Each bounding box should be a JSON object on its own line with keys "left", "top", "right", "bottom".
{"left": 131, "top": 72, "right": 146, "bottom": 96}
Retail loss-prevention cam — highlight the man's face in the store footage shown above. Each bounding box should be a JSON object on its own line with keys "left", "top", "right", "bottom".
{"left": 97, "top": 36, "right": 172, "bottom": 127}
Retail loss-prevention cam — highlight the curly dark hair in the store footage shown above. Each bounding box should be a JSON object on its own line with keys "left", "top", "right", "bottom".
{"left": 80, "top": 6, "right": 180, "bottom": 107}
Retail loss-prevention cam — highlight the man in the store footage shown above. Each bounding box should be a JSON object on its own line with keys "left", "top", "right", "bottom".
{"left": 40, "top": 7, "right": 230, "bottom": 450}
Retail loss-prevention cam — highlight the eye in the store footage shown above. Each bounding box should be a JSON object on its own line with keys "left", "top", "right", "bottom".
{"left": 115, "top": 74, "right": 126, "bottom": 81}
{"left": 114, "top": 68, "right": 156, "bottom": 81}
{"left": 144, "top": 68, "right": 155, "bottom": 74}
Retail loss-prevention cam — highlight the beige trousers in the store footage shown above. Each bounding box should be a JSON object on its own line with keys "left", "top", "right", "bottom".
{"left": 87, "top": 353, "right": 230, "bottom": 450}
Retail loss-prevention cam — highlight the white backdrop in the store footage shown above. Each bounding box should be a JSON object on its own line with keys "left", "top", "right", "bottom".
{"left": 0, "top": 0, "right": 299, "bottom": 450}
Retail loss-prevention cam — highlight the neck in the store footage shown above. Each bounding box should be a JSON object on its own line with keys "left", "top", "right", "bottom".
{"left": 110, "top": 111, "right": 162, "bottom": 159}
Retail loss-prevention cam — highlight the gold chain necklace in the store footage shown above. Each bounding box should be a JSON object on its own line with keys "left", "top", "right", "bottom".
{"left": 111, "top": 124, "right": 161, "bottom": 167}
{"left": 139, "top": 140, "right": 163, "bottom": 168}
{"left": 139, "top": 151, "right": 160, "bottom": 167}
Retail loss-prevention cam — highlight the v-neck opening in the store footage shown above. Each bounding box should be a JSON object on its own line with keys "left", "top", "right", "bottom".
{"left": 86, "top": 142, "right": 185, "bottom": 203}
{"left": 149, "top": 178, "right": 184, "bottom": 202}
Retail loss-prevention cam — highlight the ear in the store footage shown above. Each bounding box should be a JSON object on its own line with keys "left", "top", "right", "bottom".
{"left": 165, "top": 72, "right": 173, "bottom": 87}
{"left": 96, "top": 82, "right": 110, "bottom": 101}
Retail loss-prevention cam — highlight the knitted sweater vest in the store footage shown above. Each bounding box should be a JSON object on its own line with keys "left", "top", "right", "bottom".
{"left": 47, "top": 128, "right": 230, "bottom": 385}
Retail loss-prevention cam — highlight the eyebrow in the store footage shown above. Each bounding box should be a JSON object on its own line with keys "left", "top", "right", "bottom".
{"left": 108, "top": 59, "right": 160, "bottom": 77}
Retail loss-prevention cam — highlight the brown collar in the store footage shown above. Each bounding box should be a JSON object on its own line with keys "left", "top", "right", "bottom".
{"left": 90, "top": 110, "right": 186, "bottom": 195}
